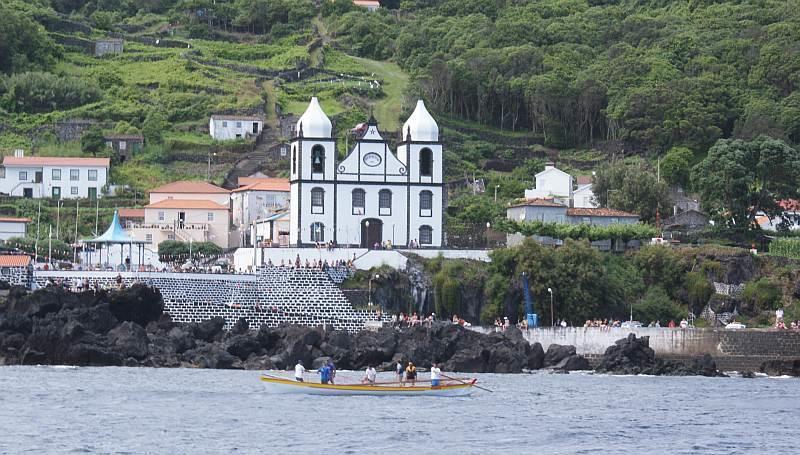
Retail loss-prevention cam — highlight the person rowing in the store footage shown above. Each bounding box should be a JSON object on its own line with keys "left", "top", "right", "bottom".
{"left": 318, "top": 362, "right": 332, "bottom": 384}
{"left": 362, "top": 365, "right": 377, "bottom": 385}
{"left": 396, "top": 360, "right": 404, "bottom": 385}
{"left": 430, "top": 362, "right": 441, "bottom": 387}
{"left": 405, "top": 362, "right": 417, "bottom": 387}
{"left": 294, "top": 360, "right": 305, "bottom": 382}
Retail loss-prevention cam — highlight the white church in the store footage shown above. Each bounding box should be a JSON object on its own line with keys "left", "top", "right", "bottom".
{"left": 289, "top": 97, "right": 444, "bottom": 248}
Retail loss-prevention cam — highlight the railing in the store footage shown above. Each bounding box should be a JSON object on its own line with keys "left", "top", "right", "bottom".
{"left": 131, "top": 223, "right": 209, "bottom": 231}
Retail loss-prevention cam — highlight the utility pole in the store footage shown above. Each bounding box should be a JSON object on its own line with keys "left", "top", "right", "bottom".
{"left": 74, "top": 199, "right": 79, "bottom": 263}
{"left": 34, "top": 200, "right": 41, "bottom": 263}
{"left": 94, "top": 198, "right": 100, "bottom": 236}
{"left": 56, "top": 200, "right": 62, "bottom": 239}
{"left": 48, "top": 225, "right": 52, "bottom": 265}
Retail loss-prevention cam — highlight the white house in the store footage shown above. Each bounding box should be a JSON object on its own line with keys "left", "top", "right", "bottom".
{"left": 127, "top": 181, "right": 233, "bottom": 250}
{"left": 209, "top": 115, "right": 263, "bottom": 141}
{"left": 524, "top": 165, "right": 598, "bottom": 208}
{"left": 231, "top": 177, "right": 290, "bottom": 246}
{"left": 0, "top": 216, "right": 31, "bottom": 241}
{"left": 353, "top": 0, "right": 381, "bottom": 11}
{"left": 289, "top": 97, "right": 444, "bottom": 247}
{"left": 0, "top": 151, "right": 109, "bottom": 199}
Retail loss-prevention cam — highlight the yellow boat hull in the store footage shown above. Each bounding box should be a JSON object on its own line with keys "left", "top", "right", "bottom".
{"left": 260, "top": 375, "right": 476, "bottom": 397}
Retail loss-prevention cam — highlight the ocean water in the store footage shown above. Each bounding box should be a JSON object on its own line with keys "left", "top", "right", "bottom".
{"left": 0, "top": 367, "right": 798, "bottom": 454}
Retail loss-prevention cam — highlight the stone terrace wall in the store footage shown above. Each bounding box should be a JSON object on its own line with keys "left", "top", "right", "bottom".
{"left": 34, "top": 267, "right": 380, "bottom": 332}
{"left": 471, "top": 326, "right": 800, "bottom": 371}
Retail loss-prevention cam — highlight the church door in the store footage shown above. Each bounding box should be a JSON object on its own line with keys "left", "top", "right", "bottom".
{"left": 360, "top": 218, "right": 383, "bottom": 248}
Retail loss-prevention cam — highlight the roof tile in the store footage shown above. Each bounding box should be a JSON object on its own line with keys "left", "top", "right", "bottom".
{"left": 149, "top": 181, "right": 230, "bottom": 194}
{"left": 0, "top": 255, "right": 32, "bottom": 267}
{"left": 567, "top": 207, "right": 639, "bottom": 217}
{"left": 2, "top": 156, "right": 110, "bottom": 167}
{"left": 146, "top": 199, "right": 229, "bottom": 210}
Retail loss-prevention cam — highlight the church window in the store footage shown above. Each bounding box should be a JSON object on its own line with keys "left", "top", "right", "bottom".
{"left": 420, "top": 148, "right": 433, "bottom": 177}
{"left": 310, "top": 222, "right": 325, "bottom": 242}
{"left": 419, "top": 225, "right": 433, "bottom": 245}
{"left": 292, "top": 146, "right": 297, "bottom": 174}
{"left": 311, "top": 187, "right": 324, "bottom": 214}
{"left": 419, "top": 190, "right": 433, "bottom": 217}
{"left": 311, "top": 145, "right": 325, "bottom": 174}
{"left": 352, "top": 189, "right": 365, "bottom": 215}
{"left": 379, "top": 189, "right": 392, "bottom": 216}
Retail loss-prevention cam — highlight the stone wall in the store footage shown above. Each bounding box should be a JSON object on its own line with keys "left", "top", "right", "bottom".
{"left": 470, "top": 326, "right": 800, "bottom": 371}
{"left": 34, "top": 267, "right": 382, "bottom": 332}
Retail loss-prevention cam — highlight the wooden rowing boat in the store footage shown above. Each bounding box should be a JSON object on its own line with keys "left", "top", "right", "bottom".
{"left": 260, "top": 374, "right": 477, "bottom": 396}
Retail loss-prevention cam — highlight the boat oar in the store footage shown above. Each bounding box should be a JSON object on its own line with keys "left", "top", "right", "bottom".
{"left": 442, "top": 373, "right": 493, "bottom": 393}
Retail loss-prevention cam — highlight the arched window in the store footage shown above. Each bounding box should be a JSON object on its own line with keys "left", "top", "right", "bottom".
{"left": 310, "top": 222, "right": 325, "bottom": 242}
{"left": 419, "top": 225, "right": 433, "bottom": 245}
{"left": 311, "top": 144, "right": 325, "bottom": 174}
{"left": 419, "top": 190, "right": 433, "bottom": 217}
{"left": 311, "top": 187, "right": 324, "bottom": 214}
{"left": 352, "top": 188, "right": 365, "bottom": 215}
{"left": 420, "top": 148, "right": 433, "bottom": 177}
{"left": 379, "top": 189, "right": 392, "bottom": 216}
{"left": 292, "top": 146, "right": 297, "bottom": 174}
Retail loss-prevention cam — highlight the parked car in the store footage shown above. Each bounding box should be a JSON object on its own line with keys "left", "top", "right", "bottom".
{"left": 621, "top": 321, "right": 643, "bottom": 328}
{"left": 725, "top": 322, "right": 746, "bottom": 330}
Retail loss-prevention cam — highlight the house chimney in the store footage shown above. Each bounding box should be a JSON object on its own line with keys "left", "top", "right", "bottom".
{"left": 13, "top": 149, "right": 24, "bottom": 158}
{"left": 545, "top": 161, "right": 555, "bottom": 170}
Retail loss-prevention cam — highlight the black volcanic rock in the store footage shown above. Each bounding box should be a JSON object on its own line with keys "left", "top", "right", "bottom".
{"left": 760, "top": 359, "right": 800, "bottom": 377}
{"left": 596, "top": 333, "right": 725, "bottom": 377}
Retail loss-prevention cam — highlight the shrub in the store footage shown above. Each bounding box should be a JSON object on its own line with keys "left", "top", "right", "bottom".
{"left": 1, "top": 72, "right": 101, "bottom": 113}
{"left": 635, "top": 286, "right": 685, "bottom": 324}
{"left": 769, "top": 238, "right": 800, "bottom": 259}
{"left": 685, "top": 271, "right": 714, "bottom": 312}
{"left": 742, "top": 278, "right": 782, "bottom": 312}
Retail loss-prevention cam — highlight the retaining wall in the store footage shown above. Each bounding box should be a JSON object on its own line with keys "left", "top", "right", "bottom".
{"left": 471, "top": 326, "right": 800, "bottom": 372}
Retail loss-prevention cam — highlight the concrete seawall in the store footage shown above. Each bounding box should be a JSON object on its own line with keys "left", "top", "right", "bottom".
{"left": 471, "top": 327, "right": 800, "bottom": 372}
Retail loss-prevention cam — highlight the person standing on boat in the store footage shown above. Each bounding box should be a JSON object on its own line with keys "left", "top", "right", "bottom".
{"left": 294, "top": 360, "right": 305, "bottom": 382}
{"left": 327, "top": 359, "right": 337, "bottom": 384}
{"left": 318, "top": 363, "right": 332, "bottom": 384}
{"left": 405, "top": 362, "right": 417, "bottom": 387}
{"left": 363, "top": 365, "right": 377, "bottom": 385}
{"left": 396, "top": 360, "right": 404, "bottom": 385}
{"left": 430, "top": 363, "right": 441, "bottom": 387}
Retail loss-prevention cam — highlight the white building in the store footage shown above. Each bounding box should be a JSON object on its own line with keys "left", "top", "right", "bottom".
{"left": 289, "top": 97, "right": 444, "bottom": 247}
{"left": 0, "top": 152, "right": 109, "bottom": 199}
{"left": 127, "top": 181, "right": 233, "bottom": 250}
{"left": 353, "top": 0, "right": 381, "bottom": 11}
{"left": 209, "top": 115, "right": 263, "bottom": 141}
{"left": 0, "top": 216, "right": 31, "bottom": 241}
{"left": 231, "top": 177, "right": 290, "bottom": 246}
{"left": 524, "top": 165, "right": 598, "bottom": 208}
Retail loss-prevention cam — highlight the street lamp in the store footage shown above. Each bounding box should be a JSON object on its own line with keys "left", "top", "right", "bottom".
{"left": 365, "top": 220, "right": 370, "bottom": 248}
{"left": 207, "top": 151, "right": 217, "bottom": 181}
{"left": 494, "top": 185, "right": 500, "bottom": 202}
{"left": 547, "top": 287, "right": 554, "bottom": 327}
{"left": 368, "top": 273, "right": 379, "bottom": 307}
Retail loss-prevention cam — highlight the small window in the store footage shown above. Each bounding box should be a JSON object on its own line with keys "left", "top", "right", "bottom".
{"left": 292, "top": 146, "right": 297, "bottom": 174}
{"left": 52, "top": 169, "right": 61, "bottom": 181}
{"left": 419, "top": 190, "right": 433, "bottom": 217}
{"left": 419, "top": 225, "right": 433, "bottom": 245}
{"left": 71, "top": 186, "right": 79, "bottom": 195}
{"left": 379, "top": 189, "right": 392, "bottom": 216}
{"left": 236, "top": 121, "right": 242, "bottom": 128}
{"left": 352, "top": 189, "right": 365, "bottom": 215}
{"left": 311, "top": 187, "right": 324, "bottom": 214}
{"left": 106, "top": 141, "right": 113, "bottom": 148}
{"left": 310, "top": 222, "right": 325, "bottom": 242}
{"left": 19, "top": 171, "right": 27, "bottom": 181}
{"left": 208, "top": 212, "right": 214, "bottom": 221}
{"left": 281, "top": 146, "right": 287, "bottom": 157}
{"left": 222, "top": 121, "right": 228, "bottom": 127}
{"left": 167, "top": 233, "right": 175, "bottom": 240}
{"left": 311, "top": 145, "right": 325, "bottom": 174}
{"left": 420, "top": 148, "right": 433, "bottom": 177}
{"left": 158, "top": 211, "right": 165, "bottom": 221}
{"left": 145, "top": 234, "right": 153, "bottom": 243}
{"left": 119, "top": 141, "right": 127, "bottom": 151}
{"left": 88, "top": 170, "right": 98, "bottom": 181}
{"left": 52, "top": 187, "right": 61, "bottom": 199}
{"left": 70, "top": 169, "right": 79, "bottom": 181}
{"left": 582, "top": 217, "right": 591, "bottom": 224}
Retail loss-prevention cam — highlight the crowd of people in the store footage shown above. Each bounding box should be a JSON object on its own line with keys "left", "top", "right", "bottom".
{"left": 265, "top": 254, "right": 355, "bottom": 271}
{"left": 293, "top": 359, "right": 442, "bottom": 388}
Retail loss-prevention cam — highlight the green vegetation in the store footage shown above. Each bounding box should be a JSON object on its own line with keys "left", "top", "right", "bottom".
{"left": 495, "top": 219, "right": 657, "bottom": 242}
{"left": 157, "top": 240, "right": 223, "bottom": 263}
{"left": 769, "top": 238, "right": 800, "bottom": 259}
{"left": 592, "top": 158, "right": 670, "bottom": 223}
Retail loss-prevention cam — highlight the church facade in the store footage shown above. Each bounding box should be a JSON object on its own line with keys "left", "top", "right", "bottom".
{"left": 289, "top": 97, "right": 444, "bottom": 248}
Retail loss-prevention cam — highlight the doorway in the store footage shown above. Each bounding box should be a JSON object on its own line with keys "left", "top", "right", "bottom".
{"left": 360, "top": 218, "right": 383, "bottom": 248}
{"left": 23, "top": 188, "right": 33, "bottom": 198}
{"left": 178, "top": 211, "right": 186, "bottom": 229}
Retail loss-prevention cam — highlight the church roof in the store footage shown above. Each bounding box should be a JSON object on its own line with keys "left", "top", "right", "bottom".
{"left": 297, "top": 97, "right": 332, "bottom": 138}
{"left": 402, "top": 99, "right": 438, "bottom": 142}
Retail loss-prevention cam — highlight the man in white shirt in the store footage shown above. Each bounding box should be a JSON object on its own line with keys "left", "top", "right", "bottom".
{"left": 363, "top": 365, "right": 377, "bottom": 385}
{"left": 430, "top": 363, "right": 442, "bottom": 387}
{"left": 294, "top": 360, "right": 305, "bottom": 382}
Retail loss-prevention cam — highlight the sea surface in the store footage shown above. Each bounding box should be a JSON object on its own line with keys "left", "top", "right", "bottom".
{"left": 0, "top": 366, "right": 798, "bottom": 454}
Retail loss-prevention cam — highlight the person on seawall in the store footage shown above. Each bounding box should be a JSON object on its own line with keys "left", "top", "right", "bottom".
{"left": 294, "top": 360, "right": 305, "bottom": 382}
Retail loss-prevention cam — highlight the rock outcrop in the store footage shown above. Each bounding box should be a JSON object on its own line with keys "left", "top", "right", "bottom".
{"left": 759, "top": 359, "right": 800, "bottom": 377}
{"left": 0, "top": 286, "right": 549, "bottom": 373}
{"left": 596, "top": 333, "right": 725, "bottom": 377}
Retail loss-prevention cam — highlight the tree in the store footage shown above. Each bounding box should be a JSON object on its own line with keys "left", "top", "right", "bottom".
{"left": 592, "top": 158, "right": 672, "bottom": 223}
{"left": 660, "top": 146, "right": 693, "bottom": 188}
{"left": 0, "top": 2, "right": 58, "bottom": 74}
{"left": 81, "top": 126, "right": 106, "bottom": 157}
{"left": 692, "top": 136, "right": 800, "bottom": 230}
{"left": 142, "top": 110, "right": 167, "bottom": 144}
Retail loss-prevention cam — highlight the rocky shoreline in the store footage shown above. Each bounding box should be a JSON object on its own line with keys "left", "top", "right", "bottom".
{"left": 0, "top": 286, "right": 795, "bottom": 377}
